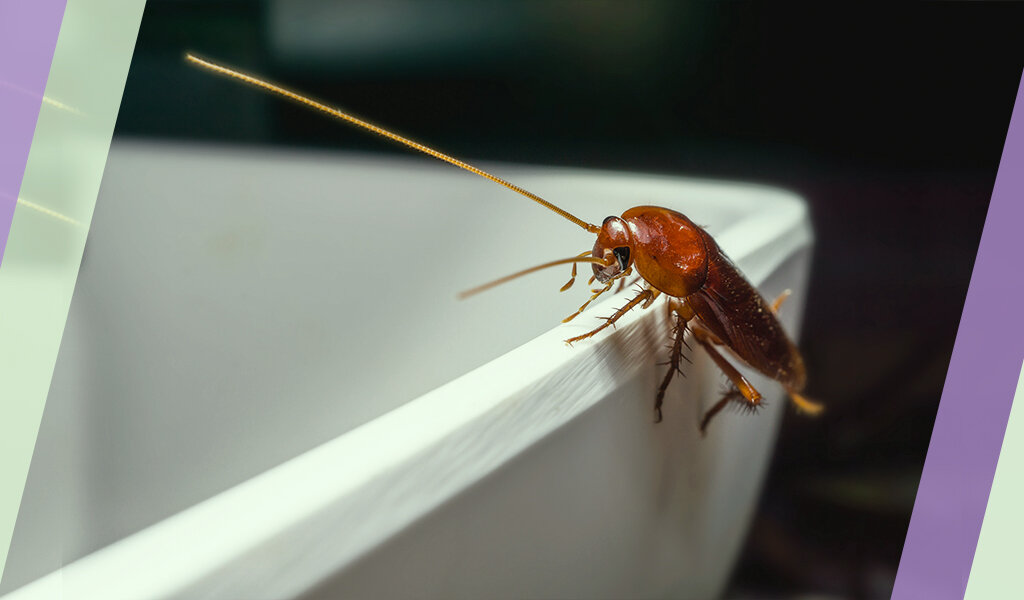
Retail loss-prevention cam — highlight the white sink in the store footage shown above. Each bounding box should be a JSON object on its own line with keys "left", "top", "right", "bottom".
{"left": 2, "top": 140, "right": 812, "bottom": 599}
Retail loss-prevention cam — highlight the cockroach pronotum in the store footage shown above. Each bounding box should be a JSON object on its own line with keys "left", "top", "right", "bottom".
{"left": 185, "top": 54, "right": 823, "bottom": 432}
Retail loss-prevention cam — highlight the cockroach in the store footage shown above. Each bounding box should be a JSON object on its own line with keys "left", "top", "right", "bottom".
{"left": 185, "top": 54, "right": 823, "bottom": 432}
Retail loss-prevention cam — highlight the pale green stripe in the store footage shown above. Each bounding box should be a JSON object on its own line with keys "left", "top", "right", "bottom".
{"left": 0, "top": 0, "right": 146, "bottom": 581}
{"left": 964, "top": 359, "right": 1024, "bottom": 599}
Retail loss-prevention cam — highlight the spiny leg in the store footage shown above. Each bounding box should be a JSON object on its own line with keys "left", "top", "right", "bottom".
{"left": 653, "top": 299, "right": 694, "bottom": 422}
{"left": 642, "top": 287, "right": 661, "bottom": 309}
{"left": 565, "top": 286, "right": 654, "bottom": 345}
{"left": 699, "top": 388, "right": 746, "bottom": 433}
{"left": 694, "top": 289, "right": 823, "bottom": 422}
{"left": 691, "top": 326, "right": 765, "bottom": 433}
{"left": 562, "top": 267, "right": 631, "bottom": 323}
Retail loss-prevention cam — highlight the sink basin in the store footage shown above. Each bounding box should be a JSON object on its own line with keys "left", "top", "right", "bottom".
{"left": 2, "top": 140, "right": 812, "bottom": 599}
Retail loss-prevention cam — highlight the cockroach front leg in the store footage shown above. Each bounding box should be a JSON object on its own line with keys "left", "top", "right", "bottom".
{"left": 690, "top": 325, "right": 765, "bottom": 434}
{"left": 560, "top": 251, "right": 594, "bottom": 292}
{"left": 616, "top": 273, "right": 642, "bottom": 294}
{"left": 562, "top": 267, "right": 632, "bottom": 323}
{"left": 562, "top": 280, "right": 613, "bottom": 323}
{"left": 564, "top": 285, "right": 653, "bottom": 345}
{"left": 653, "top": 299, "right": 695, "bottom": 422}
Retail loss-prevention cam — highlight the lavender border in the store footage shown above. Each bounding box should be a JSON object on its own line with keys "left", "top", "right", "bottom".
{"left": 0, "top": 1, "right": 67, "bottom": 265}
{"left": 892, "top": 71, "right": 1024, "bottom": 599}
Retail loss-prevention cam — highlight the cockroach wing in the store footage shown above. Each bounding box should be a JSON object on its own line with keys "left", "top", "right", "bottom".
{"left": 686, "top": 232, "right": 807, "bottom": 392}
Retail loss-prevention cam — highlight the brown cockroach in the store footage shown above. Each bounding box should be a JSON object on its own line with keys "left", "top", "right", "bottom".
{"left": 186, "top": 54, "right": 823, "bottom": 432}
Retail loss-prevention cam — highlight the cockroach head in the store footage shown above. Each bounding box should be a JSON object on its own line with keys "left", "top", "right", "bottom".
{"left": 592, "top": 216, "right": 634, "bottom": 283}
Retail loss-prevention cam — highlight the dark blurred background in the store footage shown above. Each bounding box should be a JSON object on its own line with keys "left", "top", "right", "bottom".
{"left": 114, "top": 2, "right": 1023, "bottom": 598}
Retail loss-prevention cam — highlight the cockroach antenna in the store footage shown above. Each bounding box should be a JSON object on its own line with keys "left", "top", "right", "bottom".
{"left": 184, "top": 53, "right": 600, "bottom": 234}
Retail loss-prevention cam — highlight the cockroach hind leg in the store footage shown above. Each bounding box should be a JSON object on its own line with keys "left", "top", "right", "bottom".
{"left": 691, "top": 326, "right": 763, "bottom": 406}
{"left": 788, "top": 390, "right": 824, "bottom": 416}
{"left": 691, "top": 327, "right": 765, "bottom": 433}
{"left": 700, "top": 387, "right": 754, "bottom": 435}
{"left": 731, "top": 386, "right": 766, "bottom": 415}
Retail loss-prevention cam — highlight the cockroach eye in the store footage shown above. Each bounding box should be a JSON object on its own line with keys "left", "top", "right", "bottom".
{"left": 613, "top": 246, "right": 630, "bottom": 271}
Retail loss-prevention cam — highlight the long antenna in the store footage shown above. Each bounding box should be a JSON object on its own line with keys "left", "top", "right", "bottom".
{"left": 185, "top": 53, "right": 601, "bottom": 234}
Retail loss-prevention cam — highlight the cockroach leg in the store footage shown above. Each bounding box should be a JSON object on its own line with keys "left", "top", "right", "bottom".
{"left": 565, "top": 286, "right": 654, "bottom": 345}
{"left": 691, "top": 325, "right": 764, "bottom": 433}
{"left": 614, "top": 272, "right": 643, "bottom": 294}
{"left": 771, "top": 289, "right": 792, "bottom": 314}
{"left": 617, "top": 266, "right": 633, "bottom": 286}
{"left": 641, "top": 288, "right": 661, "bottom": 309}
{"left": 562, "top": 280, "right": 614, "bottom": 323}
{"left": 560, "top": 251, "right": 594, "bottom": 292}
{"left": 653, "top": 299, "right": 694, "bottom": 422}
{"left": 560, "top": 264, "right": 578, "bottom": 292}
{"left": 562, "top": 268, "right": 632, "bottom": 323}
{"left": 699, "top": 388, "right": 747, "bottom": 433}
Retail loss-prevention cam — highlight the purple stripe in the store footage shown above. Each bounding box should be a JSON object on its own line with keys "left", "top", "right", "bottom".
{"left": 0, "top": 1, "right": 68, "bottom": 265}
{"left": 892, "top": 71, "right": 1024, "bottom": 599}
